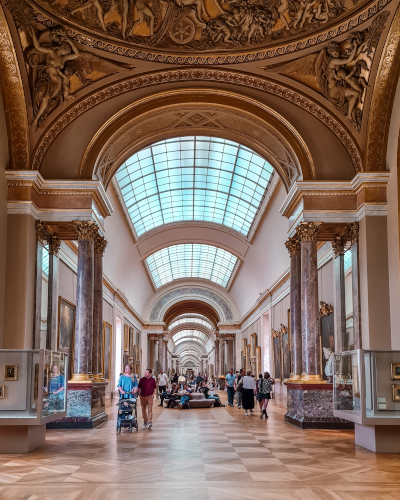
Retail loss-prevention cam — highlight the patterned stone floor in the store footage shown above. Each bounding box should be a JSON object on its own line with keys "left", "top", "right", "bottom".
{"left": 1, "top": 392, "right": 400, "bottom": 499}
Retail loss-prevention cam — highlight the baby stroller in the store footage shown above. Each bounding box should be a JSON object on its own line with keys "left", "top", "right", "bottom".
{"left": 116, "top": 398, "right": 138, "bottom": 433}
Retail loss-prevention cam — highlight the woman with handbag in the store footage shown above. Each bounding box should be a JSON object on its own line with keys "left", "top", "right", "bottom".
{"left": 239, "top": 370, "right": 256, "bottom": 415}
{"left": 258, "top": 372, "right": 275, "bottom": 419}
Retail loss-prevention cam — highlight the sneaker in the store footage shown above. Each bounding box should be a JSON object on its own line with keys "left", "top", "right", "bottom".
{"left": 229, "top": 403, "right": 233, "bottom": 407}
{"left": 245, "top": 411, "right": 248, "bottom": 416}
{"left": 178, "top": 403, "right": 183, "bottom": 410}
{"left": 142, "top": 423, "right": 148, "bottom": 428}
{"left": 147, "top": 422, "right": 152, "bottom": 429}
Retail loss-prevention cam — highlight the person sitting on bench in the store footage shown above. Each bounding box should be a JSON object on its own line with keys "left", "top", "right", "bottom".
{"left": 198, "top": 382, "right": 223, "bottom": 406}
{"left": 159, "top": 383, "right": 177, "bottom": 407}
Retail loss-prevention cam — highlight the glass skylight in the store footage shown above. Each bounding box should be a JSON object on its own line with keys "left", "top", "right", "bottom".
{"left": 42, "top": 245, "right": 49, "bottom": 276}
{"left": 146, "top": 243, "right": 237, "bottom": 289}
{"left": 174, "top": 337, "right": 207, "bottom": 347}
{"left": 172, "top": 330, "right": 208, "bottom": 344}
{"left": 115, "top": 136, "right": 274, "bottom": 238}
{"left": 344, "top": 250, "right": 352, "bottom": 273}
{"left": 169, "top": 317, "right": 212, "bottom": 330}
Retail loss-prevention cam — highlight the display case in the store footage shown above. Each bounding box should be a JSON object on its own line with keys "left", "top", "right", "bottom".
{"left": 334, "top": 349, "right": 400, "bottom": 425}
{"left": 0, "top": 349, "right": 68, "bottom": 425}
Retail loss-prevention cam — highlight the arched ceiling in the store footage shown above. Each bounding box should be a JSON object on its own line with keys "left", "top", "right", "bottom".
{"left": 163, "top": 299, "right": 221, "bottom": 325}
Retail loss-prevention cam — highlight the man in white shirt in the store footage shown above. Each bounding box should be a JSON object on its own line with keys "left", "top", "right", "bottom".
{"left": 158, "top": 370, "right": 168, "bottom": 402}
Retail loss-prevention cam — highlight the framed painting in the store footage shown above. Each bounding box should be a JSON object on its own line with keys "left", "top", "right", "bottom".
{"left": 4, "top": 364, "right": 18, "bottom": 381}
{"left": 0, "top": 385, "right": 4, "bottom": 399}
{"left": 272, "top": 332, "right": 281, "bottom": 381}
{"left": 58, "top": 297, "right": 75, "bottom": 380}
{"left": 246, "top": 344, "right": 251, "bottom": 372}
{"left": 391, "top": 363, "right": 400, "bottom": 380}
{"left": 242, "top": 339, "right": 247, "bottom": 358}
{"left": 392, "top": 384, "right": 400, "bottom": 402}
{"left": 124, "top": 324, "right": 129, "bottom": 353}
{"left": 320, "top": 311, "right": 335, "bottom": 381}
{"left": 250, "top": 333, "right": 257, "bottom": 358}
{"left": 103, "top": 321, "right": 112, "bottom": 381}
{"left": 129, "top": 327, "right": 134, "bottom": 358}
{"left": 281, "top": 328, "right": 290, "bottom": 380}
{"left": 256, "top": 346, "right": 262, "bottom": 378}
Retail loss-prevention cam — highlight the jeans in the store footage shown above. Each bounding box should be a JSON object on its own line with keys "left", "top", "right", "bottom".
{"left": 227, "top": 386, "right": 235, "bottom": 405}
{"left": 180, "top": 395, "right": 190, "bottom": 406}
{"left": 159, "top": 385, "right": 166, "bottom": 396}
{"left": 236, "top": 391, "right": 242, "bottom": 407}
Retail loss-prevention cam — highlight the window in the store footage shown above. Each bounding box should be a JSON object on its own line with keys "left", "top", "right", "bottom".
{"left": 115, "top": 136, "right": 274, "bottom": 238}
{"left": 42, "top": 245, "right": 50, "bottom": 276}
{"left": 172, "top": 330, "right": 209, "bottom": 344}
{"left": 344, "top": 251, "right": 352, "bottom": 273}
{"left": 146, "top": 243, "right": 238, "bottom": 289}
{"left": 169, "top": 317, "right": 212, "bottom": 330}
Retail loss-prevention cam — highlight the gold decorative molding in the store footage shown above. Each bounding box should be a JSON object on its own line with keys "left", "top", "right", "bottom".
{"left": 94, "top": 236, "right": 107, "bottom": 254}
{"left": 22, "top": 0, "right": 393, "bottom": 65}
{"left": 49, "top": 235, "right": 61, "bottom": 255}
{"left": 347, "top": 221, "right": 360, "bottom": 244}
{"left": 366, "top": 3, "right": 400, "bottom": 170}
{"left": 331, "top": 236, "right": 346, "bottom": 257}
{"left": 296, "top": 222, "right": 322, "bottom": 242}
{"left": 285, "top": 238, "right": 301, "bottom": 256}
{"left": 0, "top": 3, "right": 30, "bottom": 169}
{"left": 72, "top": 221, "right": 99, "bottom": 242}
{"left": 319, "top": 301, "right": 334, "bottom": 317}
{"left": 31, "top": 69, "right": 362, "bottom": 175}
{"left": 35, "top": 220, "right": 49, "bottom": 243}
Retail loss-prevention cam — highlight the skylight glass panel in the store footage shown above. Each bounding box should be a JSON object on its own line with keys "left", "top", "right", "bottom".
{"left": 172, "top": 330, "right": 208, "bottom": 344}
{"left": 344, "top": 250, "right": 352, "bottom": 273}
{"left": 169, "top": 317, "right": 212, "bottom": 330}
{"left": 146, "top": 244, "right": 238, "bottom": 289}
{"left": 115, "top": 136, "right": 273, "bottom": 237}
{"left": 42, "top": 245, "right": 49, "bottom": 276}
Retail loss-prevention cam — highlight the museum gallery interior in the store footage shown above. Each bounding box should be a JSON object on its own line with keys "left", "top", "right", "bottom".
{"left": 2, "top": 0, "right": 400, "bottom": 496}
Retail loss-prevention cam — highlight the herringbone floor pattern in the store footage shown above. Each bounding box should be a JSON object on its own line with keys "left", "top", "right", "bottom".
{"left": 1, "top": 392, "right": 400, "bottom": 499}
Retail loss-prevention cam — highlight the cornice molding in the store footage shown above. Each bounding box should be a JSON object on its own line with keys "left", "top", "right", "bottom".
{"left": 25, "top": 0, "right": 392, "bottom": 65}
{"left": 31, "top": 69, "right": 362, "bottom": 175}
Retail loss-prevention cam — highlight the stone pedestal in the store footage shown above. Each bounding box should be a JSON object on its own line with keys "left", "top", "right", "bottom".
{"left": 47, "top": 381, "right": 108, "bottom": 429}
{"left": 355, "top": 424, "right": 400, "bottom": 453}
{"left": 284, "top": 382, "right": 353, "bottom": 429}
{"left": 0, "top": 424, "right": 46, "bottom": 453}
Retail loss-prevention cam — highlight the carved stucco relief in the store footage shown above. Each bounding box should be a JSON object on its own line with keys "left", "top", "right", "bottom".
{"left": 149, "top": 287, "right": 234, "bottom": 321}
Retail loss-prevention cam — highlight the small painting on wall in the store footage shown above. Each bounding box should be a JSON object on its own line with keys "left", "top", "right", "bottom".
{"left": 0, "top": 385, "right": 4, "bottom": 398}
{"left": 391, "top": 363, "right": 400, "bottom": 380}
{"left": 392, "top": 384, "right": 400, "bottom": 402}
{"left": 4, "top": 365, "right": 18, "bottom": 381}
{"left": 103, "top": 322, "right": 112, "bottom": 381}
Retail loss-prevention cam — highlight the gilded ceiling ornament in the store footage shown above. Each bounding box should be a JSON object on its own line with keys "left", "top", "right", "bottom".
{"left": 347, "top": 221, "right": 359, "bottom": 244}
{"left": 35, "top": 220, "right": 50, "bottom": 243}
{"left": 49, "top": 235, "right": 61, "bottom": 255}
{"left": 0, "top": 3, "right": 30, "bottom": 169}
{"left": 12, "top": 0, "right": 392, "bottom": 63}
{"left": 331, "top": 236, "right": 346, "bottom": 257}
{"left": 94, "top": 235, "right": 107, "bottom": 254}
{"left": 319, "top": 301, "right": 334, "bottom": 316}
{"left": 285, "top": 238, "right": 301, "bottom": 256}
{"left": 262, "top": 11, "right": 390, "bottom": 131}
{"left": 296, "top": 221, "right": 321, "bottom": 242}
{"left": 31, "top": 69, "right": 363, "bottom": 174}
{"left": 72, "top": 220, "right": 99, "bottom": 241}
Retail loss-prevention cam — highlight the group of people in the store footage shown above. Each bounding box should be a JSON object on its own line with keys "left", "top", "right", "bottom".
{"left": 225, "top": 368, "right": 275, "bottom": 418}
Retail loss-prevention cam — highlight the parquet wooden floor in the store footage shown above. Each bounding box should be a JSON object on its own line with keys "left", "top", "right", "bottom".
{"left": 1, "top": 393, "right": 400, "bottom": 500}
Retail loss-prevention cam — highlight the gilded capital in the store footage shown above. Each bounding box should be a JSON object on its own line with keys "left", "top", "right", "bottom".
{"left": 332, "top": 236, "right": 345, "bottom": 258}
{"left": 49, "top": 236, "right": 61, "bottom": 256}
{"left": 347, "top": 222, "right": 359, "bottom": 245}
{"left": 280, "top": 324, "right": 288, "bottom": 335}
{"left": 319, "top": 301, "right": 334, "bottom": 317}
{"left": 36, "top": 220, "right": 49, "bottom": 244}
{"left": 73, "top": 221, "right": 98, "bottom": 242}
{"left": 296, "top": 222, "right": 321, "bottom": 243}
{"left": 285, "top": 238, "right": 301, "bottom": 256}
{"left": 94, "top": 236, "right": 107, "bottom": 254}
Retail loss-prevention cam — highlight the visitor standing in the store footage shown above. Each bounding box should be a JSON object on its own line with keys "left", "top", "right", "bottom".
{"left": 158, "top": 370, "right": 168, "bottom": 399}
{"left": 138, "top": 369, "right": 157, "bottom": 429}
{"left": 195, "top": 372, "right": 204, "bottom": 391}
{"left": 258, "top": 372, "right": 275, "bottom": 419}
{"left": 225, "top": 368, "right": 236, "bottom": 407}
{"left": 118, "top": 365, "right": 138, "bottom": 399}
{"left": 238, "top": 370, "right": 256, "bottom": 416}
{"left": 235, "top": 368, "right": 245, "bottom": 408}
{"left": 172, "top": 371, "right": 179, "bottom": 384}
{"left": 256, "top": 374, "right": 263, "bottom": 411}
{"left": 178, "top": 373, "right": 186, "bottom": 389}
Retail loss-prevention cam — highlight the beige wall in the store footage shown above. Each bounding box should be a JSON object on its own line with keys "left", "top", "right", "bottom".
{"left": 104, "top": 186, "right": 154, "bottom": 318}
{"left": 230, "top": 183, "right": 290, "bottom": 316}
{"left": 0, "top": 94, "right": 8, "bottom": 348}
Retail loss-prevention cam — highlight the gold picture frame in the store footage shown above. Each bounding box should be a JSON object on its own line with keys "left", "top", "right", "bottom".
{"left": 34, "top": 363, "right": 39, "bottom": 400}
{"left": 103, "top": 321, "right": 113, "bottom": 381}
{"left": 124, "top": 324, "right": 129, "bottom": 353}
{"left": 352, "top": 365, "right": 360, "bottom": 398}
{"left": 250, "top": 333, "right": 257, "bottom": 358}
{"left": 4, "top": 364, "right": 18, "bottom": 381}
{"left": 392, "top": 384, "right": 400, "bottom": 402}
{"left": 256, "top": 346, "right": 262, "bottom": 378}
{"left": 391, "top": 363, "right": 400, "bottom": 380}
{"left": 242, "top": 338, "right": 247, "bottom": 358}
{"left": 58, "top": 296, "right": 75, "bottom": 380}
{"left": 0, "top": 385, "right": 4, "bottom": 398}
{"left": 43, "top": 364, "right": 50, "bottom": 397}
{"left": 246, "top": 344, "right": 251, "bottom": 372}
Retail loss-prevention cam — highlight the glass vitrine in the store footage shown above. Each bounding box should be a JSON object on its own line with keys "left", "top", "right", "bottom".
{"left": 0, "top": 349, "right": 68, "bottom": 425}
{"left": 334, "top": 350, "right": 400, "bottom": 425}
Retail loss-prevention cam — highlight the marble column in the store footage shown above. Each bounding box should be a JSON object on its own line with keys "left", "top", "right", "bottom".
{"left": 332, "top": 236, "right": 347, "bottom": 353}
{"left": 297, "top": 222, "right": 322, "bottom": 382}
{"left": 92, "top": 236, "right": 107, "bottom": 381}
{"left": 46, "top": 236, "right": 61, "bottom": 351}
{"left": 176, "top": 359, "right": 179, "bottom": 374}
{"left": 219, "top": 334, "right": 226, "bottom": 376}
{"left": 285, "top": 238, "right": 302, "bottom": 380}
{"left": 163, "top": 338, "right": 168, "bottom": 372}
{"left": 71, "top": 221, "right": 98, "bottom": 382}
{"left": 348, "top": 222, "right": 362, "bottom": 349}
{"left": 157, "top": 334, "right": 163, "bottom": 372}
{"left": 34, "top": 221, "right": 47, "bottom": 350}
{"left": 215, "top": 339, "right": 220, "bottom": 376}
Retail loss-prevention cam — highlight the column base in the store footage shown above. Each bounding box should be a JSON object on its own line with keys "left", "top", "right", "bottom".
{"left": 284, "top": 382, "right": 353, "bottom": 430}
{"left": 47, "top": 381, "right": 108, "bottom": 429}
{"left": 0, "top": 424, "right": 46, "bottom": 453}
{"left": 355, "top": 424, "right": 400, "bottom": 453}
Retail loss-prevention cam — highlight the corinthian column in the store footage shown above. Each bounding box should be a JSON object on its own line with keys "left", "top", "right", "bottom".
{"left": 71, "top": 221, "right": 98, "bottom": 382}
{"left": 297, "top": 222, "right": 323, "bottom": 382}
{"left": 219, "top": 334, "right": 226, "bottom": 376}
{"left": 158, "top": 334, "right": 163, "bottom": 372}
{"left": 215, "top": 339, "right": 220, "bottom": 376}
{"left": 285, "top": 238, "right": 302, "bottom": 381}
{"left": 163, "top": 338, "right": 168, "bottom": 372}
{"left": 93, "top": 236, "right": 107, "bottom": 381}
{"left": 332, "top": 236, "right": 347, "bottom": 353}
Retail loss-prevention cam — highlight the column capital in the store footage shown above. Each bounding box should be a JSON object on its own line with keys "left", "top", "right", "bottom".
{"left": 347, "top": 221, "right": 359, "bottom": 245}
{"left": 163, "top": 339, "right": 168, "bottom": 344}
{"left": 296, "top": 222, "right": 321, "bottom": 243}
{"left": 331, "top": 236, "right": 346, "bottom": 258}
{"left": 285, "top": 238, "right": 301, "bottom": 256}
{"left": 49, "top": 236, "right": 61, "bottom": 256}
{"left": 73, "top": 221, "right": 98, "bottom": 242}
{"left": 94, "top": 236, "right": 107, "bottom": 254}
{"left": 35, "top": 220, "right": 49, "bottom": 244}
